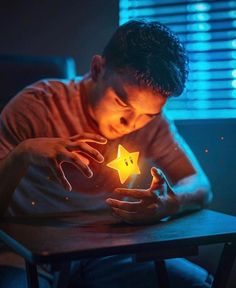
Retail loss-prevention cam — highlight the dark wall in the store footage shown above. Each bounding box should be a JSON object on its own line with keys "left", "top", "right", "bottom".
{"left": 175, "top": 119, "right": 236, "bottom": 288}
{"left": 0, "top": 0, "right": 118, "bottom": 74}
{"left": 176, "top": 119, "right": 236, "bottom": 217}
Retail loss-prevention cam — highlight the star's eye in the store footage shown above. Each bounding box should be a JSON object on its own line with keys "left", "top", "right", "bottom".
{"left": 124, "top": 159, "right": 128, "bottom": 166}
{"left": 115, "top": 98, "right": 128, "bottom": 108}
{"left": 129, "top": 157, "right": 133, "bottom": 164}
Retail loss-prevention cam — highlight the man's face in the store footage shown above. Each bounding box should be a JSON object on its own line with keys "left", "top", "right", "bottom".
{"left": 88, "top": 71, "right": 167, "bottom": 140}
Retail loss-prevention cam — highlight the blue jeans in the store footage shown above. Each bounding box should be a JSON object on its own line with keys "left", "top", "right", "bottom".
{"left": 0, "top": 257, "right": 213, "bottom": 288}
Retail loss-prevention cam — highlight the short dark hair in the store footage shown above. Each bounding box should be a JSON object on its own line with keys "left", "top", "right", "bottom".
{"left": 102, "top": 20, "right": 189, "bottom": 97}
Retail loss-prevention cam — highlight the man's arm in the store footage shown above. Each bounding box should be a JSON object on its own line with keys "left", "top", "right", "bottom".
{"left": 149, "top": 115, "right": 213, "bottom": 217}
{"left": 162, "top": 155, "right": 213, "bottom": 214}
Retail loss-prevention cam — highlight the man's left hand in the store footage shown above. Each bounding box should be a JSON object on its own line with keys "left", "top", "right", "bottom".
{"left": 106, "top": 167, "right": 180, "bottom": 224}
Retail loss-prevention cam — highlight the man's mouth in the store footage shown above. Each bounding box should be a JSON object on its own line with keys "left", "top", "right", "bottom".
{"left": 109, "top": 126, "right": 129, "bottom": 137}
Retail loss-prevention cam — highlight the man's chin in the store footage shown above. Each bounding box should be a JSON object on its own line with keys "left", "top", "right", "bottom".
{"left": 102, "top": 133, "right": 122, "bottom": 140}
{"left": 100, "top": 128, "right": 124, "bottom": 140}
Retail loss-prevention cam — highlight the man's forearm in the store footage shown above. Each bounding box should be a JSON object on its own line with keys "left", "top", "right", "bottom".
{"left": 0, "top": 148, "right": 29, "bottom": 217}
{"left": 172, "top": 175, "right": 213, "bottom": 214}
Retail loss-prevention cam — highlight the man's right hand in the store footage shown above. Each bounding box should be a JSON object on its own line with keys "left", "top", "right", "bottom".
{"left": 14, "top": 133, "right": 107, "bottom": 191}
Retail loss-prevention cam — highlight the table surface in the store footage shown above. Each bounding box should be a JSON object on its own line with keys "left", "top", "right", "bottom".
{"left": 0, "top": 209, "right": 236, "bottom": 264}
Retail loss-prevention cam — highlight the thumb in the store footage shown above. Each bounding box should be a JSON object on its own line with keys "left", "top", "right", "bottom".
{"left": 150, "top": 167, "right": 165, "bottom": 191}
{"left": 150, "top": 167, "right": 175, "bottom": 197}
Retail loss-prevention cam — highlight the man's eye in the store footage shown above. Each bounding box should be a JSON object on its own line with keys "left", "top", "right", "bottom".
{"left": 115, "top": 98, "right": 128, "bottom": 108}
{"left": 149, "top": 114, "right": 157, "bottom": 119}
{"left": 146, "top": 113, "right": 160, "bottom": 119}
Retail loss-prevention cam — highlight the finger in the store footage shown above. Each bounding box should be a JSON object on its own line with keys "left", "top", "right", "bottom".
{"left": 166, "top": 185, "right": 176, "bottom": 197}
{"left": 152, "top": 183, "right": 168, "bottom": 197}
{"left": 114, "top": 188, "right": 152, "bottom": 199}
{"left": 69, "top": 133, "right": 107, "bottom": 144}
{"left": 151, "top": 168, "right": 174, "bottom": 197}
{"left": 112, "top": 207, "right": 160, "bottom": 224}
{"left": 58, "top": 151, "right": 93, "bottom": 178}
{"left": 112, "top": 207, "right": 138, "bottom": 223}
{"left": 145, "top": 203, "right": 159, "bottom": 215}
{"left": 69, "top": 134, "right": 82, "bottom": 141}
{"left": 150, "top": 168, "right": 167, "bottom": 196}
{"left": 66, "top": 142, "right": 104, "bottom": 163}
{"left": 150, "top": 167, "right": 165, "bottom": 189}
{"left": 108, "top": 198, "right": 157, "bottom": 215}
{"left": 48, "top": 159, "right": 72, "bottom": 191}
{"left": 106, "top": 198, "right": 143, "bottom": 212}
{"left": 75, "top": 153, "right": 90, "bottom": 165}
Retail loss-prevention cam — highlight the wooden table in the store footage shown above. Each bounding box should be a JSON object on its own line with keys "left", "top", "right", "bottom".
{"left": 0, "top": 209, "right": 235, "bottom": 288}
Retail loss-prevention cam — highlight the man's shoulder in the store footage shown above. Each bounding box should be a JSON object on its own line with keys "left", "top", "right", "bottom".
{"left": 4, "top": 77, "right": 83, "bottom": 110}
{"left": 25, "top": 77, "right": 79, "bottom": 96}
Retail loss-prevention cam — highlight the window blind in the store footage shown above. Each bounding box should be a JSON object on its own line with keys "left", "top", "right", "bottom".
{"left": 119, "top": 0, "right": 236, "bottom": 119}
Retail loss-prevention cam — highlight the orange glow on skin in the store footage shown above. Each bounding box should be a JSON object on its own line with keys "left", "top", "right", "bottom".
{"left": 107, "top": 144, "right": 140, "bottom": 184}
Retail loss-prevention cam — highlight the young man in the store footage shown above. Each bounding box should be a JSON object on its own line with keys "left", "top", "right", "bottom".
{"left": 0, "top": 20, "right": 213, "bottom": 287}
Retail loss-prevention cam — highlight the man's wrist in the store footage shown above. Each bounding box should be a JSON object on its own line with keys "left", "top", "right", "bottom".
{"left": 167, "top": 191, "right": 182, "bottom": 215}
{"left": 156, "top": 191, "right": 181, "bottom": 220}
{"left": 171, "top": 185, "right": 209, "bottom": 214}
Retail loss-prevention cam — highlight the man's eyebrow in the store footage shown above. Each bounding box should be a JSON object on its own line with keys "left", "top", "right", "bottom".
{"left": 119, "top": 97, "right": 160, "bottom": 117}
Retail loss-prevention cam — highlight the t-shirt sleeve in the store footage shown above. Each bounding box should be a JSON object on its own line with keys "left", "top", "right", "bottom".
{"left": 0, "top": 85, "right": 49, "bottom": 160}
{"left": 145, "top": 113, "right": 187, "bottom": 169}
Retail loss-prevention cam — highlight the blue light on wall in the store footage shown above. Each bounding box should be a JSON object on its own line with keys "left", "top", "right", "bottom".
{"left": 119, "top": 0, "right": 236, "bottom": 120}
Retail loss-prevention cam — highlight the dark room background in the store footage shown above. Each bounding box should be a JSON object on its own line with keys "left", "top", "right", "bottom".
{"left": 0, "top": 1, "right": 235, "bottom": 288}
{"left": 0, "top": 0, "right": 118, "bottom": 74}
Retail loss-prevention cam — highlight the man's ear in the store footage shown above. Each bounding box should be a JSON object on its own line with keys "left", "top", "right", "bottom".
{"left": 90, "top": 55, "right": 106, "bottom": 82}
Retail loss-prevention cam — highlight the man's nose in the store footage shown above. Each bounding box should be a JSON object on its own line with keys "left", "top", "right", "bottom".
{"left": 120, "top": 116, "right": 136, "bottom": 130}
{"left": 120, "top": 117, "right": 128, "bottom": 126}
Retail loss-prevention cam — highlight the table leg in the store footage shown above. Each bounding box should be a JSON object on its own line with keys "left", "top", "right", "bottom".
{"left": 52, "top": 262, "right": 71, "bottom": 288}
{"left": 154, "top": 259, "right": 170, "bottom": 288}
{"left": 211, "top": 242, "right": 236, "bottom": 288}
{"left": 25, "top": 260, "right": 39, "bottom": 288}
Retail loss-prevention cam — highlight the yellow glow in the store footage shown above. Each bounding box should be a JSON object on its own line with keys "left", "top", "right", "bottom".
{"left": 107, "top": 144, "right": 140, "bottom": 184}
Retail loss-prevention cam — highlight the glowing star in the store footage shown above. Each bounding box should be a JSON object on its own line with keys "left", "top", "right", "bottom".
{"left": 107, "top": 144, "right": 140, "bottom": 184}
